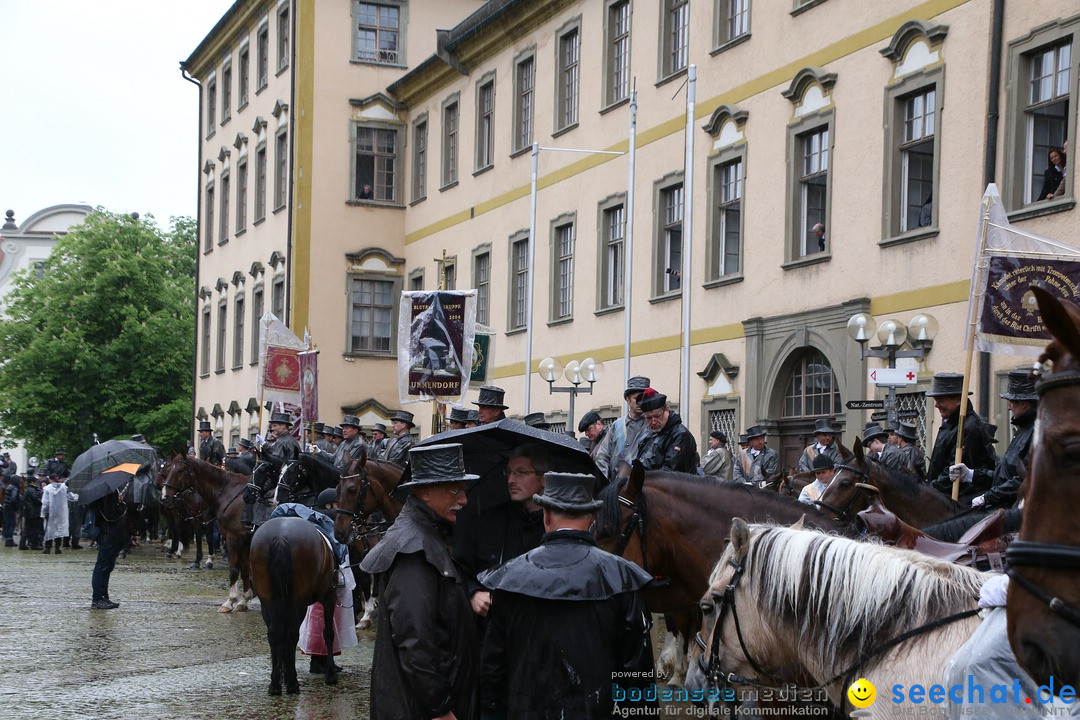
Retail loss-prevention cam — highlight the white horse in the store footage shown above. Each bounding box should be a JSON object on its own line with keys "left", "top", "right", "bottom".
{"left": 686, "top": 519, "right": 986, "bottom": 716}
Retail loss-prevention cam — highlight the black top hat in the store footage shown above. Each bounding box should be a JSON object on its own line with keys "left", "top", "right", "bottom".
{"left": 371, "top": 423, "right": 387, "bottom": 434}
{"left": 534, "top": 472, "right": 603, "bottom": 513}
{"left": 390, "top": 410, "right": 416, "bottom": 428}
{"left": 24, "top": 467, "right": 36, "bottom": 477}
{"left": 925, "top": 372, "right": 970, "bottom": 397}
{"left": 895, "top": 421, "right": 919, "bottom": 442}
{"left": 523, "top": 412, "right": 550, "bottom": 429}
{"left": 399, "top": 443, "right": 479, "bottom": 488}
{"left": 269, "top": 411, "right": 293, "bottom": 427}
{"left": 812, "top": 418, "right": 837, "bottom": 435}
{"left": 448, "top": 406, "right": 470, "bottom": 424}
{"left": 130, "top": 434, "right": 146, "bottom": 443}
{"left": 811, "top": 454, "right": 835, "bottom": 471}
{"left": 197, "top": 420, "right": 212, "bottom": 432}
{"left": 709, "top": 430, "right": 727, "bottom": 443}
{"left": 1001, "top": 369, "right": 1038, "bottom": 402}
{"left": 226, "top": 447, "right": 238, "bottom": 456}
{"left": 54, "top": 448, "right": 66, "bottom": 456}
{"left": 577, "top": 410, "right": 602, "bottom": 433}
{"left": 738, "top": 433, "right": 749, "bottom": 444}
{"left": 638, "top": 388, "right": 667, "bottom": 412}
{"left": 466, "top": 409, "right": 479, "bottom": 423}
{"left": 862, "top": 423, "right": 888, "bottom": 444}
{"left": 313, "top": 421, "right": 325, "bottom": 434}
{"left": 624, "top": 375, "right": 651, "bottom": 396}
{"left": 745, "top": 425, "right": 766, "bottom": 439}
{"left": 341, "top": 415, "right": 361, "bottom": 429}
{"left": 474, "top": 385, "right": 508, "bottom": 409}
{"left": 331, "top": 426, "right": 344, "bottom": 439}
{"left": 238, "top": 437, "right": 254, "bottom": 449}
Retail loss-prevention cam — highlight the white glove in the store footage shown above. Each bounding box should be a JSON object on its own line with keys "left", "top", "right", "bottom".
{"left": 971, "top": 494, "right": 986, "bottom": 508}
{"left": 978, "top": 574, "right": 1009, "bottom": 608}
{"left": 254, "top": 434, "right": 265, "bottom": 449}
{"left": 948, "top": 463, "right": 974, "bottom": 484}
{"left": 306, "top": 443, "right": 319, "bottom": 453}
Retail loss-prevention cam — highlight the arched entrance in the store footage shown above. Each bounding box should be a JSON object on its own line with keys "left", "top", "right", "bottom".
{"left": 775, "top": 349, "right": 843, "bottom": 470}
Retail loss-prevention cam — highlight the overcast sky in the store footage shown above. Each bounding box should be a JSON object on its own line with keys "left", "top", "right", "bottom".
{"left": 0, "top": 1, "right": 237, "bottom": 230}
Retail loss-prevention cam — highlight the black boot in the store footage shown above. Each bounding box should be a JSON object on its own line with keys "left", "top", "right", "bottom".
{"left": 43, "top": 546, "right": 51, "bottom": 554}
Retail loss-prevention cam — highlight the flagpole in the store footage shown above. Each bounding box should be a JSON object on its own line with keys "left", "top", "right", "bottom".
{"left": 952, "top": 195, "right": 994, "bottom": 501}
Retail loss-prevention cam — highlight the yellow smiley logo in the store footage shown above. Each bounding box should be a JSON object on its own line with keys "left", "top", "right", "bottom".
{"left": 847, "top": 678, "right": 876, "bottom": 709}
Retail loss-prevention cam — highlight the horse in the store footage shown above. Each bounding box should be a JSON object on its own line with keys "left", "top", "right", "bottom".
{"left": 1007, "top": 287, "right": 1080, "bottom": 687}
{"left": 333, "top": 452, "right": 404, "bottom": 629}
{"left": 160, "top": 453, "right": 253, "bottom": 612}
{"left": 593, "top": 463, "right": 855, "bottom": 685}
{"left": 277, "top": 452, "right": 342, "bottom": 506}
{"left": 249, "top": 515, "right": 339, "bottom": 695}
{"left": 154, "top": 460, "right": 215, "bottom": 569}
{"left": 815, "top": 438, "right": 965, "bottom": 529}
{"left": 686, "top": 519, "right": 985, "bottom": 713}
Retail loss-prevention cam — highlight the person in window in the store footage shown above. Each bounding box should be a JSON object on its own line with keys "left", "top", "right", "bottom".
{"left": 1038, "top": 146, "right": 1066, "bottom": 201}
{"left": 811, "top": 223, "right": 826, "bottom": 252}
{"left": 918, "top": 193, "right": 933, "bottom": 227}
{"left": 358, "top": 183, "right": 374, "bottom": 200}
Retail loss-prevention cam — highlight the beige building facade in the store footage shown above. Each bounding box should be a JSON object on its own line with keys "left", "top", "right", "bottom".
{"left": 190, "top": 0, "right": 1079, "bottom": 466}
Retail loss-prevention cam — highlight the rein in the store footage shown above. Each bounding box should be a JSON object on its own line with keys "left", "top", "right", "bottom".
{"left": 163, "top": 463, "right": 242, "bottom": 526}
{"left": 1004, "top": 368, "right": 1080, "bottom": 629}
{"left": 812, "top": 463, "right": 873, "bottom": 521}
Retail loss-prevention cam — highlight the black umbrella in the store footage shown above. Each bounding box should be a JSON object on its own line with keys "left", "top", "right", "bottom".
{"left": 68, "top": 440, "right": 158, "bottom": 495}
{"left": 75, "top": 463, "right": 141, "bottom": 506}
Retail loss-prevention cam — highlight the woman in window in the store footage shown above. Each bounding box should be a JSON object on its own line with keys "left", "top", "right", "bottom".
{"left": 1039, "top": 146, "right": 1066, "bottom": 201}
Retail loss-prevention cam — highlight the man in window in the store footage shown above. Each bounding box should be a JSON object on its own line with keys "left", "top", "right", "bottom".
{"left": 634, "top": 388, "right": 699, "bottom": 474}
{"left": 811, "top": 222, "right": 826, "bottom": 252}
{"left": 358, "top": 183, "right": 374, "bottom": 200}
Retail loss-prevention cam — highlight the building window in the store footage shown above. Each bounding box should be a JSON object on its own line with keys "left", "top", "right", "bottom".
{"left": 277, "top": 3, "right": 289, "bottom": 71}
{"left": 222, "top": 63, "right": 232, "bottom": 123}
{"left": 274, "top": 130, "right": 288, "bottom": 210}
{"left": 598, "top": 197, "right": 625, "bottom": 309}
{"left": 605, "top": 0, "right": 631, "bottom": 107}
{"left": 781, "top": 350, "right": 841, "bottom": 418}
{"left": 250, "top": 285, "right": 263, "bottom": 364}
{"left": 556, "top": 25, "right": 580, "bottom": 131}
{"left": 354, "top": 2, "right": 400, "bottom": 64}
{"left": 552, "top": 219, "right": 575, "bottom": 320}
{"left": 476, "top": 76, "right": 495, "bottom": 170}
{"left": 1025, "top": 42, "right": 1070, "bottom": 202}
{"left": 443, "top": 261, "right": 456, "bottom": 290}
{"left": 716, "top": 0, "right": 750, "bottom": 47}
{"left": 408, "top": 269, "right": 425, "bottom": 292}
{"left": 233, "top": 295, "right": 245, "bottom": 369}
{"left": 709, "top": 153, "right": 743, "bottom": 280}
{"left": 797, "top": 127, "right": 829, "bottom": 257}
{"left": 514, "top": 54, "right": 535, "bottom": 154}
{"left": 354, "top": 125, "right": 398, "bottom": 202}
{"left": 442, "top": 98, "right": 459, "bottom": 187}
{"left": 661, "top": 0, "right": 689, "bottom": 79}
{"left": 216, "top": 301, "right": 228, "bottom": 373}
{"left": 238, "top": 46, "right": 250, "bottom": 108}
{"left": 257, "top": 24, "right": 269, "bottom": 90}
{"left": 236, "top": 159, "right": 248, "bottom": 233}
{"left": 219, "top": 172, "right": 231, "bottom": 244}
{"left": 201, "top": 306, "right": 211, "bottom": 376}
{"left": 255, "top": 144, "right": 267, "bottom": 221}
{"left": 473, "top": 248, "right": 491, "bottom": 325}
{"left": 654, "top": 178, "right": 684, "bottom": 296}
{"left": 207, "top": 78, "right": 217, "bottom": 134}
{"left": 350, "top": 278, "right": 394, "bottom": 353}
{"left": 272, "top": 277, "right": 285, "bottom": 319}
{"left": 509, "top": 235, "right": 529, "bottom": 330}
{"left": 412, "top": 117, "right": 427, "bottom": 202}
{"left": 205, "top": 184, "right": 215, "bottom": 251}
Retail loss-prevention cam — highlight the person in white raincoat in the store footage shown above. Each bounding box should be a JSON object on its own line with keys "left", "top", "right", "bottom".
{"left": 41, "top": 476, "right": 77, "bottom": 554}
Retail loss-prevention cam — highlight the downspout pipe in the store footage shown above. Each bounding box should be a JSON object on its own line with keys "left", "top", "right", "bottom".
{"left": 284, "top": 0, "right": 297, "bottom": 329}
{"left": 980, "top": 0, "right": 1005, "bottom": 420}
{"left": 181, "top": 62, "right": 203, "bottom": 447}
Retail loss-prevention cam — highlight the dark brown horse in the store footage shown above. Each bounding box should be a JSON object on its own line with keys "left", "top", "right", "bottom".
{"left": 249, "top": 516, "right": 339, "bottom": 694}
{"left": 1007, "top": 287, "right": 1080, "bottom": 687}
{"left": 593, "top": 463, "right": 854, "bottom": 683}
{"left": 161, "top": 453, "right": 253, "bottom": 612}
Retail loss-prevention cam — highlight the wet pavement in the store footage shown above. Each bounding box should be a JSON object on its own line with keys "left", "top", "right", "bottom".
{"left": 0, "top": 540, "right": 371, "bottom": 720}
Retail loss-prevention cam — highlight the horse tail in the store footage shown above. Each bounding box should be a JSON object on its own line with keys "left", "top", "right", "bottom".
{"left": 266, "top": 534, "right": 293, "bottom": 638}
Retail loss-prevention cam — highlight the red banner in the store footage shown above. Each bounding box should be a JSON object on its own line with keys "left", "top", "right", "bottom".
{"left": 263, "top": 346, "right": 301, "bottom": 392}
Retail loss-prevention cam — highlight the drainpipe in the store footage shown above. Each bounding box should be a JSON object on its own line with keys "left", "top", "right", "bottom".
{"left": 284, "top": 0, "right": 297, "bottom": 329}
{"left": 181, "top": 62, "right": 203, "bottom": 445}
{"left": 979, "top": 0, "right": 1005, "bottom": 420}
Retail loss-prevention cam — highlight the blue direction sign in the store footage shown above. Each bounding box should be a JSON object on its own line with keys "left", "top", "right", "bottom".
{"left": 846, "top": 400, "right": 885, "bottom": 410}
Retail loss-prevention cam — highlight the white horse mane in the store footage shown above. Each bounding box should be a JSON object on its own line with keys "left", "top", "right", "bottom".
{"left": 711, "top": 524, "right": 986, "bottom": 673}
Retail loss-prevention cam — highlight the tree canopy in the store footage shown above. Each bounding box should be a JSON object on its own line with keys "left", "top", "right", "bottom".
{"left": 0, "top": 210, "right": 196, "bottom": 458}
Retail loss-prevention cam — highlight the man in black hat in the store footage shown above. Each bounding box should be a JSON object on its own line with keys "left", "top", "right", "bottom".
{"left": 262, "top": 411, "right": 300, "bottom": 464}
{"left": 237, "top": 437, "right": 258, "bottom": 471}
{"left": 733, "top": 425, "right": 779, "bottom": 485}
{"left": 313, "top": 421, "right": 335, "bottom": 454}
{"left": 522, "top": 411, "right": 551, "bottom": 431}
{"left": 598, "top": 375, "right": 651, "bottom": 482}
{"left": 360, "top": 444, "right": 479, "bottom": 720}
{"left": 369, "top": 423, "right": 389, "bottom": 458}
{"left": 635, "top": 388, "right": 699, "bottom": 473}
{"left": 925, "top": 372, "right": 997, "bottom": 506}
{"left": 885, "top": 421, "right": 926, "bottom": 480}
{"left": 1, "top": 459, "right": 19, "bottom": 546}
{"left": 447, "top": 405, "right": 470, "bottom": 431}
{"left": 466, "top": 409, "right": 480, "bottom": 428}
{"left": 798, "top": 454, "right": 836, "bottom": 505}
{"left": 383, "top": 411, "right": 416, "bottom": 466}
{"left": 862, "top": 422, "right": 892, "bottom": 463}
{"left": 478, "top": 472, "right": 655, "bottom": 719}
{"left": 796, "top": 418, "right": 843, "bottom": 473}
{"left": 332, "top": 415, "right": 367, "bottom": 469}
{"left": 0, "top": 451, "right": 18, "bottom": 484}
{"left": 197, "top": 420, "right": 226, "bottom": 466}
{"left": 18, "top": 467, "right": 43, "bottom": 551}
{"left": 952, "top": 369, "right": 1038, "bottom": 510}
{"left": 701, "top": 430, "right": 733, "bottom": 481}
{"left": 578, "top": 410, "right": 608, "bottom": 476}
{"left": 473, "top": 385, "right": 509, "bottom": 425}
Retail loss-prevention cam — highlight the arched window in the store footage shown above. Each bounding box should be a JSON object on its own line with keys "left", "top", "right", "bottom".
{"left": 781, "top": 350, "right": 841, "bottom": 418}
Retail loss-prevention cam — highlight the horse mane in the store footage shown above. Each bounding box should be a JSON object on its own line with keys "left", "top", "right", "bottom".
{"left": 865, "top": 459, "right": 927, "bottom": 501}
{"left": 596, "top": 476, "right": 647, "bottom": 539}
{"left": 718, "top": 524, "right": 985, "bottom": 671}
{"left": 302, "top": 451, "right": 339, "bottom": 474}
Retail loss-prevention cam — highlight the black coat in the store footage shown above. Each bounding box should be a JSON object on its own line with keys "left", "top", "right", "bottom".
{"left": 1038, "top": 165, "right": 1064, "bottom": 201}
{"left": 360, "top": 497, "right": 478, "bottom": 720}
{"left": 634, "top": 412, "right": 699, "bottom": 473}
{"left": 199, "top": 437, "right": 226, "bottom": 465}
{"left": 478, "top": 531, "right": 655, "bottom": 720}
{"left": 43, "top": 457, "right": 69, "bottom": 479}
{"left": 979, "top": 407, "right": 1036, "bottom": 509}
{"left": 453, "top": 501, "right": 544, "bottom": 597}
{"left": 928, "top": 401, "right": 997, "bottom": 506}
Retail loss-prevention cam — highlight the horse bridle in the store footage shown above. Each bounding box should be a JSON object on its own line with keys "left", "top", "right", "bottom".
{"left": 161, "top": 461, "right": 236, "bottom": 525}
{"left": 812, "top": 464, "right": 876, "bottom": 523}
{"left": 1005, "top": 368, "right": 1080, "bottom": 629}
{"left": 335, "top": 468, "right": 390, "bottom": 549}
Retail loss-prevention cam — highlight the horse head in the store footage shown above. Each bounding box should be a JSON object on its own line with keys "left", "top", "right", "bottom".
{"left": 814, "top": 437, "right": 877, "bottom": 523}
{"left": 160, "top": 452, "right": 197, "bottom": 509}
{"left": 1007, "top": 286, "right": 1080, "bottom": 686}
{"left": 334, "top": 450, "right": 404, "bottom": 548}
{"left": 593, "top": 460, "right": 648, "bottom": 570}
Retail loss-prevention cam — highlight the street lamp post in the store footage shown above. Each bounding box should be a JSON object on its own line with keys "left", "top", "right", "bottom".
{"left": 847, "top": 313, "right": 939, "bottom": 428}
{"left": 537, "top": 357, "right": 604, "bottom": 433}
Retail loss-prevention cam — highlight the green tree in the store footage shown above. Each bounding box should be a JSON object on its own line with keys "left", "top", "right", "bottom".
{"left": 0, "top": 210, "right": 196, "bottom": 458}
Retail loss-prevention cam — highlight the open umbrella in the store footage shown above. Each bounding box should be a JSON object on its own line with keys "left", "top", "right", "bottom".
{"left": 68, "top": 440, "right": 158, "bottom": 496}
{"left": 75, "top": 463, "right": 142, "bottom": 506}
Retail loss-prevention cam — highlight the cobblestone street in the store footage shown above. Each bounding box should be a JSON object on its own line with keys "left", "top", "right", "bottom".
{"left": 0, "top": 541, "right": 372, "bottom": 720}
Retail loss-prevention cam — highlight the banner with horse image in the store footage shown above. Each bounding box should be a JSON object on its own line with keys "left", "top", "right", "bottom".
{"left": 258, "top": 312, "right": 309, "bottom": 404}
{"left": 968, "top": 185, "right": 1080, "bottom": 356}
{"left": 397, "top": 290, "right": 477, "bottom": 404}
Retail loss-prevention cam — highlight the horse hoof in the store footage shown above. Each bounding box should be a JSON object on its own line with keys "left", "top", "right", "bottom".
{"left": 356, "top": 619, "right": 370, "bottom": 630}
{"left": 188, "top": 562, "right": 200, "bottom": 570}
{"left": 234, "top": 604, "right": 248, "bottom": 612}
{"left": 268, "top": 684, "right": 281, "bottom": 696}
{"left": 325, "top": 672, "right": 338, "bottom": 685}
{"left": 286, "top": 683, "right": 300, "bottom": 695}
{"left": 217, "top": 604, "right": 233, "bottom": 613}
{"left": 203, "top": 560, "right": 213, "bottom": 569}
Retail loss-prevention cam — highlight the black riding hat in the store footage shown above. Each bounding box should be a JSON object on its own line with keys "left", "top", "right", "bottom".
{"left": 399, "top": 444, "right": 479, "bottom": 488}
{"left": 533, "top": 472, "right": 603, "bottom": 513}
{"left": 1001, "top": 369, "right": 1038, "bottom": 402}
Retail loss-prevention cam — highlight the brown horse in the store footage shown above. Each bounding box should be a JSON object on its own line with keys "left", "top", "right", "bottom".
{"left": 161, "top": 453, "right": 253, "bottom": 612}
{"left": 249, "top": 515, "right": 339, "bottom": 695}
{"left": 1007, "top": 287, "right": 1080, "bottom": 686}
{"left": 815, "top": 438, "right": 964, "bottom": 529}
{"left": 593, "top": 463, "right": 854, "bottom": 684}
